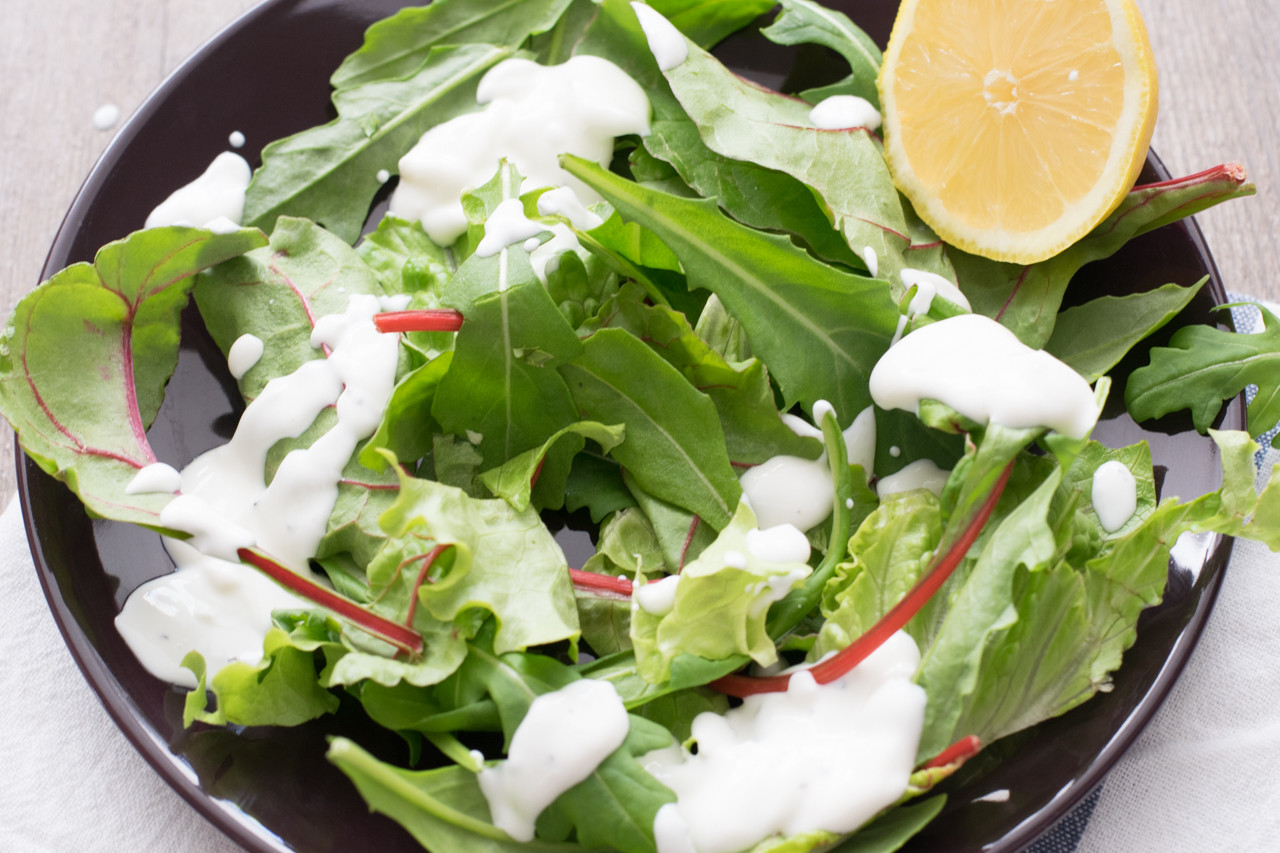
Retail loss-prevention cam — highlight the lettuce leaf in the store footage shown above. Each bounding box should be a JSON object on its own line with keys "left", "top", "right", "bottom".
{"left": 631, "top": 501, "right": 811, "bottom": 682}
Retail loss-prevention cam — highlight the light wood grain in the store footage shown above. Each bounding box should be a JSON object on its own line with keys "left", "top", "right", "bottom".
{"left": 1, "top": 0, "right": 1276, "bottom": 514}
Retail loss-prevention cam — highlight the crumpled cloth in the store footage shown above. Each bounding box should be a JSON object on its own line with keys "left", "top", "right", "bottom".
{"left": 0, "top": 499, "right": 238, "bottom": 853}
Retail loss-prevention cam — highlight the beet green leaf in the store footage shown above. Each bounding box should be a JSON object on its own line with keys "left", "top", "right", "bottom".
{"left": 0, "top": 225, "right": 265, "bottom": 528}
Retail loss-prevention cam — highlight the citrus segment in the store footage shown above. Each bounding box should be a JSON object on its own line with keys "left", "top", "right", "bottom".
{"left": 878, "top": 0, "right": 1159, "bottom": 264}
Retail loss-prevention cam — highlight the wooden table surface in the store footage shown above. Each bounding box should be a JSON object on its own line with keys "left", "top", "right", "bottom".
{"left": 2, "top": 0, "right": 1277, "bottom": 516}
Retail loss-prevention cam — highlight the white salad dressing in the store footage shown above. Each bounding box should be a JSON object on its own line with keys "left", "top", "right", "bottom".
{"left": 901, "top": 268, "right": 971, "bottom": 314}
{"left": 636, "top": 573, "right": 682, "bottom": 616}
{"left": 145, "top": 151, "right": 252, "bottom": 230}
{"left": 228, "top": 130, "right": 246, "bottom": 149}
{"left": 226, "top": 333, "right": 264, "bottom": 380}
{"left": 860, "top": 246, "right": 879, "bottom": 278}
{"left": 92, "top": 103, "right": 121, "bottom": 131}
{"left": 537, "top": 186, "right": 604, "bottom": 229}
{"left": 124, "top": 462, "right": 183, "bottom": 496}
{"left": 476, "top": 198, "right": 547, "bottom": 259}
{"left": 390, "top": 55, "right": 650, "bottom": 246}
{"left": 1092, "top": 460, "right": 1138, "bottom": 532}
{"left": 470, "top": 186, "right": 606, "bottom": 284}
{"left": 739, "top": 455, "right": 835, "bottom": 531}
{"left": 877, "top": 458, "right": 950, "bottom": 499}
{"left": 478, "top": 679, "right": 630, "bottom": 841}
{"left": 808, "top": 95, "right": 881, "bottom": 131}
{"left": 632, "top": 2, "right": 688, "bottom": 71}
{"left": 644, "top": 631, "right": 926, "bottom": 853}
{"left": 870, "top": 313, "right": 1100, "bottom": 439}
{"left": 115, "top": 294, "right": 403, "bottom": 686}
{"left": 744, "top": 524, "right": 811, "bottom": 564}
{"left": 742, "top": 404, "right": 876, "bottom": 531}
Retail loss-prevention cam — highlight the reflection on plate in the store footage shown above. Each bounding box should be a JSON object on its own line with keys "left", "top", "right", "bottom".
{"left": 18, "top": 0, "right": 1240, "bottom": 851}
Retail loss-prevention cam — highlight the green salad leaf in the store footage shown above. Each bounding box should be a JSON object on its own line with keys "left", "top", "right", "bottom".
{"left": 1127, "top": 304, "right": 1280, "bottom": 444}
{"left": 0, "top": 225, "right": 264, "bottom": 527}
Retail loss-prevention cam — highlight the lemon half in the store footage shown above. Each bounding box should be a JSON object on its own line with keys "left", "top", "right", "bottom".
{"left": 879, "top": 0, "right": 1159, "bottom": 264}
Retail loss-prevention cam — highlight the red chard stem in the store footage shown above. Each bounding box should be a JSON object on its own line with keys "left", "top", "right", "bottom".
{"left": 711, "top": 461, "right": 1015, "bottom": 698}
{"left": 374, "top": 309, "right": 464, "bottom": 334}
{"left": 569, "top": 568, "right": 636, "bottom": 599}
{"left": 237, "top": 548, "right": 424, "bottom": 655}
{"left": 920, "top": 735, "right": 981, "bottom": 770}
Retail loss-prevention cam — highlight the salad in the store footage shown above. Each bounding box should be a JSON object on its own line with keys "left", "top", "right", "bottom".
{"left": 5, "top": 0, "right": 1280, "bottom": 851}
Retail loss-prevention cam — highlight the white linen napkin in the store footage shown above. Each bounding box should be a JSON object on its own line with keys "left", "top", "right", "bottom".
{"left": 0, "top": 499, "right": 239, "bottom": 853}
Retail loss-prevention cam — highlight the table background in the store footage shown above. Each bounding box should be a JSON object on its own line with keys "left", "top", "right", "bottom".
{"left": 2, "top": 0, "right": 1278, "bottom": 510}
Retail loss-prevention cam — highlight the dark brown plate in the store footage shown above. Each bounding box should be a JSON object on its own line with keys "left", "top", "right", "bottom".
{"left": 18, "top": 1, "right": 1240, "bottom": 851}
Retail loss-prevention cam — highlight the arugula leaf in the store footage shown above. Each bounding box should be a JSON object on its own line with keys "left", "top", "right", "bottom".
{"left": 1046, "top": 280, "right": 1205, "bottom": 382}
{"left": 563, "top": 155, "right": 900, "bottom": 419}
{"left": 1126, "top": 303, "right": 1280, "bottom": 444}
{"left": 328, "top": 740, "right": 570, "bottom": 851}
{"left": 585, "top": 282, "right": 820, "bottom": 466}
{"left": 762, "top": 0, "right": 883, "bottom": 108}
{"left": 647, "top": 0, "right": 776, "bottom": 48}
{"left": 565, "top": 451, "right": 637, "bottom": 523}
{"left": 957, "top": 163, "right": 1255, "bottom": 348}
{"left": 360, "top": 353, "right": 452, "bottom": 472}
{"left": 244, "top": 44, "right": 510, "bottom": 243}
{"left": 480, "top": 421, "right": 625, "bottom": 512}
{"left": 332, "top": 0, "right": 577, "bottom": 89}
{"left": 648, "top": 22, "right": 925, "bottom": 283}
{"left": 433, "top": 280, "right": 583, "bottom": 473}
{"left": 0, "top": 225, "right": 265, "bottom": 528}
{"left": 560, "top": 327, "right": 741, "bottom": 529}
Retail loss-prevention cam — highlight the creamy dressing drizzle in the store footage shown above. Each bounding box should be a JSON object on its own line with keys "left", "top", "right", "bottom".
{"left": 632, "top": 2, "right": 688, "bottom": 70}
{"left": 227, "top": 333, "right": 264, "bottom": 380}
{"left": 478, "top": 679, "right": 630, "bottom": 841}
{"left": 1091, "top": 460, "right": 1137, "bottom": 532}
{"left": 901, "top": 268, "right": 970, "bottom": 314}
{"left": 115, "top": 294, "right": 403, "bottom": 686}
{"left": 870, "top": 314, "right": 1100, "bottom": 439}
{"left": 742, "top": 405, "right": 875, "bottom": 531}
{"left": 808, "top": 95, "right": 881, "bottom": 131}
{"left": 877, "top": 458, "right": 949, "bottom": 499}
{"left": 125, "top": 462, "right": 183, "bottom": 496}
{"left": 390, "top": 55, "right": 650, "bottom": 246}
{"left": 636, "top": 574, "right": 682, "bottom": 616}
{"left": 92, "top": 103, "right": 121, "bottom": 131}
{"left": 472, "top": 187, "right": 603, "bottom": 284}
{"left": 645, "top": 632, "right": 926, "bottom": 853}
{"left": 145, "top": 151, "right": 252, "bottom": 230}
{"left": 860, "top": 246, "right": 879, "bottom": 278}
